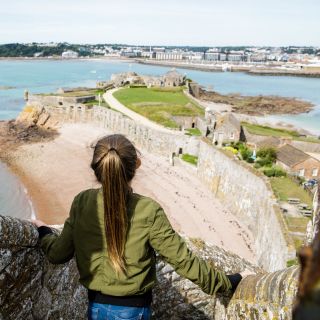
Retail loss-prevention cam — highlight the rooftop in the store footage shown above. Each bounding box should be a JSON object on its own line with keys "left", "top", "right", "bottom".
{"left": 277, "top": 144, "right": 310, "bottom": 167}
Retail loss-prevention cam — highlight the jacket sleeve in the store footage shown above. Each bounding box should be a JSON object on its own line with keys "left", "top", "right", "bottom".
{"left": 148, "top": 206, "right": 232, "bottom": 295}
{"left": 38, "top": 197, "right": 77, "bottom": 264}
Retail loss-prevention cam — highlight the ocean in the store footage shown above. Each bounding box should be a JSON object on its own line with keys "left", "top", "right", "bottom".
{"left": 0, "top": 59, "right": 319, "bottom": 219}
{"left": 0, "top": 162, "right": 35, "bottom": 220}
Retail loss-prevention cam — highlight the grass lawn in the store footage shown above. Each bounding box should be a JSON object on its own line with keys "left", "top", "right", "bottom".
{"left": 285, "top": 216, "right": 310, "bottom": 251}
{"left": 84, "top": 100, "right": 109, "bottom": 107}
{"left": 181, "top": 154, "right": 198, "bottom": 166}
{"left": 185, "top": 128, "right": 201, "bottom": 136}
{"left": 242, "top": 122, "right": 320, "bottom": 143}
{"left": 285, "top": 216, "right": 310, "bottom": 234}
{"left": 39, "top": 89, "right": 105, "bottom": 97}
{"left": 270, "top": 177, "right": 313, "bottom": 207}
{"left": 113, "top": 87, "right": 204, "bottom": 128}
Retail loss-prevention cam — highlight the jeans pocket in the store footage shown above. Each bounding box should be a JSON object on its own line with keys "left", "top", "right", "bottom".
{"left": 111, "top": 306, "right": 144, "bottom": 320}
{"left": 88, "top": 306, "right": 100, "bottom": 320}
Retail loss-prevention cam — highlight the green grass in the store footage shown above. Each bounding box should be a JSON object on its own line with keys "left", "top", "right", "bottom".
{"left": 242, "top": 122, "right": 320, "bottom": 143}
{"left": 287, "top": 258, "right": 298, "bottom": 267}
{"left": 181, "top": 154, "right": 198, "bottom": 166}
{"left": 284, "top": 214, "right": 310, "bottom": 251}
{"left": 113, "top": 87, "right": 204, "bottom": 128}
{"left": 185, "top": 128, "right": 201, "bottom": 136}
{"left": 270, "top": 177, "right": 313, "bottom": 207}
{"left": 38, "top": 89, "right": 105, "bottom": 97}
{"left": 285, "top": 216, "right": 310, "bottom": 234}
{"left": 84, "top": 100, "right": 109, "bottom": 107}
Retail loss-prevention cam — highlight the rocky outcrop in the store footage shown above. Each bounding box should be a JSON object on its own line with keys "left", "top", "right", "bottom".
{"left": 0, "top": 215, "right": 299, "bottom": 320}
{"left": 15, "top": 105, "right": 59, "bottom": 130}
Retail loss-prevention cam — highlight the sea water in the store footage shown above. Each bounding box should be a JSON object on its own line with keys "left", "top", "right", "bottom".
{"left": 0, "top": 59, "right": 319, "bottom": 133}
{"left": 0, "top": 59, "right": 319, "bottom": 218}
{"left": 0, "top": 162, "right": 35, "bottom": 219}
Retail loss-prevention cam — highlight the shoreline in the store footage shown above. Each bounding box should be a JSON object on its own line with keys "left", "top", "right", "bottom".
{"left": 0, "top": 120, "right": 256, "bottom": 262}
{"left": 135, "top": 59, "right": 320, "bottom": 78}
{"left": 2, "top": 56, "right": 320, "bottom": 78}
{"left": 0, "top": 56, "right": 132, "bottom": 62}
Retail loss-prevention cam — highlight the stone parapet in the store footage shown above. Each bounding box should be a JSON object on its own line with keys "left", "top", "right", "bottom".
{"left": 0, "top": 215, "right": 298, "bottom": 320}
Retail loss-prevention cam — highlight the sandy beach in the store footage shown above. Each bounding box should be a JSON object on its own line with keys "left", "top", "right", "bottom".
{"left": 6, "top": 122, "right": 255, "bottom": 263}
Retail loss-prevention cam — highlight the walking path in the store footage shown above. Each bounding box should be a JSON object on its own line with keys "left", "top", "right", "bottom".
{"left": 103, "top": 88, "right": 184, "bottom": 135}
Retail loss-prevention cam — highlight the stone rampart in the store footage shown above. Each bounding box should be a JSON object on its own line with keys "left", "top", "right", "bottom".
{"left": 36, "top": 103, "right": 200, "bottom": 157}
{"left": 197, "top": 140, "right": 295, "bottom": 272}
{"left": 0, "top": 215, "right": 298, "bottom": 320}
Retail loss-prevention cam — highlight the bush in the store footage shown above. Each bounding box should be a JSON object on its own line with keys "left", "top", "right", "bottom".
{"left": 263, "top": 166, "right": 287, "bottom": 177}
{"left": 263, "top": 168, "right": 275, "bottom": 177}
{"left": 256, "top": 157, "right": 273, "bottom": 167}
{"left": 223, "top": 146, "right": 238, "bottom": 154}
{"left": 274, "top": 167, "right": 287, "bottom": 177}
{"left": 257, "top": 147, "right": 277, "bottom": 161}
{"left": 240, "top": 148, "right": 252, "bottom": 161}
{"left": 231, "top": 141, "right": 245, "bottom": 150}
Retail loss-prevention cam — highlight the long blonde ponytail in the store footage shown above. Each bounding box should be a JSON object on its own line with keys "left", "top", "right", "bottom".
{"left": 91, "top": 135, "right": 138, "bottom": 274}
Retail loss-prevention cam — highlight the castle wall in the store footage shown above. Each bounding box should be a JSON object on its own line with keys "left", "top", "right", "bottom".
{"left": 197, "top": 140, "right": 296, "bottom": 271}
{"left": 0, "top": 215, "right": 298, "bottom": 320}
{"left": 37, "top": 103, "right": 200, "bottom": 157}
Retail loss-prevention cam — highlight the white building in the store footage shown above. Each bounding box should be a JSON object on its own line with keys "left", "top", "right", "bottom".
{"left": 155, "top": 52, "right": 183, "bottom": 60}
{"left": 62, "top": 50, "right": 79, "bottom": 58}
{"left": 204, "top": 52, "right": 220, "bottom": 61}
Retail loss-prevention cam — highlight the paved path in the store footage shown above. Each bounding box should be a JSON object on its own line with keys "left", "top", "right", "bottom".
{"left": 103, "top": 88, "right": 184, "bottom": 135}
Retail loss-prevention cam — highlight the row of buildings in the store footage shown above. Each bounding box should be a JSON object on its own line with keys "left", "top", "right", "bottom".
{"left": 29, "top": 42, "right": 320, "bottom": 64}
{"left": 119, "top": 47, "right": 320, "bottom": 64}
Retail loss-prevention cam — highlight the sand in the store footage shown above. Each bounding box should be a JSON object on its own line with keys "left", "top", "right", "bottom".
{"left": 9, "top": 123, "right": 255, "bottom": 263}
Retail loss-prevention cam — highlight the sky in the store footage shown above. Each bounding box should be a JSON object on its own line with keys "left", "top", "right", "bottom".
{"left": 0, "top": 0, "right": 319, "bottom": 46}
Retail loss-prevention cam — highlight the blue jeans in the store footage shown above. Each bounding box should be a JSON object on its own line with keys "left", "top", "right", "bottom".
{"left": 88, "top": 302, "right": 151, "bottom": 320}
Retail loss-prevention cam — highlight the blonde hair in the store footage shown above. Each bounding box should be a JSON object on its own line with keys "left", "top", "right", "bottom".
{"left": 91, "top": 134, "right": 138, "bottom": 274}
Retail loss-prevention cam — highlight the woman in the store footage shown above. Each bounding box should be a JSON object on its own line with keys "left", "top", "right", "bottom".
{"left": 32, "top": 134, "right": 243, "bottom": 320}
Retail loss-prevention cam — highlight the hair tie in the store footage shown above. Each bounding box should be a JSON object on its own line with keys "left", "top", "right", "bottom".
{"left": 108, "top": 147, "right": 119, "bottom": 155}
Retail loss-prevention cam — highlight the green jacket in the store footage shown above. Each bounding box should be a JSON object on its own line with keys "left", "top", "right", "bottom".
{"left": 40, "top": 188, "right": 232, "bottom": 296}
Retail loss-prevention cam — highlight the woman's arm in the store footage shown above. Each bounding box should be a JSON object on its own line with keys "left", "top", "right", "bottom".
{"left": 32, "top": 198, "right": 78, "bottom": 264}
{"left": 149, "top": 206, "right": 241, "bottom": 295}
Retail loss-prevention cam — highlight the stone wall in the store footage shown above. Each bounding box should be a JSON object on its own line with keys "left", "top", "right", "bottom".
{"left": 0, "top": 215, "right": 299, "bottom": 320}
{"left": 197, "top": 140, "right": 296, "bottom": 272}
{"left": 35, "top": 103, "right": 200, "bottom": 157}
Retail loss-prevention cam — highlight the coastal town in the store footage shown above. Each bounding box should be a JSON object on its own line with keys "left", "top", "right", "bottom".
{"left": 1, "top": 42, "right": 320, "bottom": 76}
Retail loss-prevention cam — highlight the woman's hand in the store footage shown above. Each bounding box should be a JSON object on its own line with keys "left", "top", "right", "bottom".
{"left": 30, "top": 219, "right": 48, "bottom": 228}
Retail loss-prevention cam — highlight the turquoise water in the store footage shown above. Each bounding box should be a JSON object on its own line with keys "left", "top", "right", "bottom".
{"left": 0, "top": 59, "right": 319, "bottom": 133}
{"left": 0, "top": 59, "right": 319, "bottom": 219}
